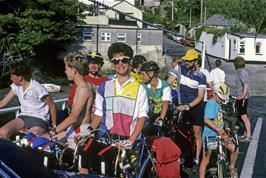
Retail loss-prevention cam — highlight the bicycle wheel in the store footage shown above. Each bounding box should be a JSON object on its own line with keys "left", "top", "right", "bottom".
{"left": 217, "top": 160, "right": 229, "bottom": 178}
{"left": 137, "top": 157, "right": 157, "bottom": 178}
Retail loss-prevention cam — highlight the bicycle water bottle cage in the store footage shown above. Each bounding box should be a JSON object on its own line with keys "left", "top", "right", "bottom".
{"left": 206, "top": 137, "right": 218, "bottom": 150}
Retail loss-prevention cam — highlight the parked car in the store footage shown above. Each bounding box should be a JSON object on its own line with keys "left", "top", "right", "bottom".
{"left": 180, "top": 36, "right": 195, "bottom": 47}
{"left": 172, "top": 34, "right": 182, "bottom": 42}
{"left": 166, "top": 33, "right": 182, "bottom": 42}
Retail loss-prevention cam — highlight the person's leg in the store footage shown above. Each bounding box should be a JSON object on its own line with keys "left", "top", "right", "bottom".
{"left": 193, "top": 125, "right": 202, "bottom": 162}
{"left": 29, "top": 126, "right": 45, "bottom": 136}
{"left": 0, "top": 118, "right": 24, "bottom": 139}
{"left": 241, "top": 114, "right": 251, "bottom": 138}
{"left": 199, "top": 150, "right": 212, "bottom": 178}
{"left": 226, "top": 143, "right": 239, "bottom": 177}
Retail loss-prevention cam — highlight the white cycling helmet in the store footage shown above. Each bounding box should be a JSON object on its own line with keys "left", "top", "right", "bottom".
{"left": 214, "top": 83, "right": 229, "bottom": 103}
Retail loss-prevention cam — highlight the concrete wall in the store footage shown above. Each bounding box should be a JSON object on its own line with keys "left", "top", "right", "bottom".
{"left": 75, "top": 27, "right": 163, "bottom": 60}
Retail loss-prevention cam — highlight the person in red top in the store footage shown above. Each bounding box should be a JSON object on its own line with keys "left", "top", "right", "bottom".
{"left": 67, "top": 51, "right": 108, "bottom": 106}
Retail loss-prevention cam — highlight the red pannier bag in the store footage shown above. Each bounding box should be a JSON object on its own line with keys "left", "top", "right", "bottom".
{"left": 151, "top": 137, "right": 181, "bottom": 178}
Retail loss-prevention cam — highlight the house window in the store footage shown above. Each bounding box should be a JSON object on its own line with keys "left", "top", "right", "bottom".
{"left": 117, "top": 33, "right": 126, "bottom": 42}
{"left": 233, "top": 39, "right": 237, "bottom": 50}
{"left": 83, "top": 32, "right": 93, "bottom": 41}
{"left": 101, "top": 32, "right": 111, "bottom": 41}
{"left": 239, "top": 41, "right": 245, "bottom": 54}
{"left": 125, "top": 13, "right": 134, "bottom": 21}
{"left": 256, "top": 42, "right": 261, "bottom": 54}
{"left": 137, "top": 33, "right": 142, "bottom": 43}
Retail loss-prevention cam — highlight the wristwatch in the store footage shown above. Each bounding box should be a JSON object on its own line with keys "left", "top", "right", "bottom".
{"left": 49, "top": 127, "right": 58, "bottom": 137}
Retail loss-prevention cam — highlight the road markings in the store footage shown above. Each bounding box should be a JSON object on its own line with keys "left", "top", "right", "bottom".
{"left": 240, "top": 117, "right": 263, "bottom": 178}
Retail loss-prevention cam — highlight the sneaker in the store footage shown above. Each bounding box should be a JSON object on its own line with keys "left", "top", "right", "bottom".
{"left": 239, "top": 136, "right": 251, "bottom": 142}
{"left": 238, "top": 135, "right": 246, "bottom": 139}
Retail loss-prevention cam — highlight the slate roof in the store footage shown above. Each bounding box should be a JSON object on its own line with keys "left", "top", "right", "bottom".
{"left": 204, "top": 14, "right": 232, "bottom": 27}
{"left": 231, "top": 32, "right": 266, "bottom": 39}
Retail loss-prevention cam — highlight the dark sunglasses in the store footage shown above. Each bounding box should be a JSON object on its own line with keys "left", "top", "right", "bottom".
{"left": 111, "top": 57, "right": 130, "bottom": 65}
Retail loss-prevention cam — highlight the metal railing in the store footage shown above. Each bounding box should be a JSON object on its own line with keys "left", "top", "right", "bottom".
{"left": 0, "top": 98, "right": 68, "bottom": 115}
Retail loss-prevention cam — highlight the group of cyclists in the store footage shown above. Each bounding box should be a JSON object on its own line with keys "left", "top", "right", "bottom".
{"left": 0, "top": 41, "right": 251, "bottom": 178}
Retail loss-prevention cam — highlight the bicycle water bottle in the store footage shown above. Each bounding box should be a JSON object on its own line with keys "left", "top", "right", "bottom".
{"left": 101, "top": 161, "right": 106, "bottom": 175}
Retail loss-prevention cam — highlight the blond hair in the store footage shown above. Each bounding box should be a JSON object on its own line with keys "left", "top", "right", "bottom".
{"left": 64, "top": 52, "right": 88, "bottom": 75}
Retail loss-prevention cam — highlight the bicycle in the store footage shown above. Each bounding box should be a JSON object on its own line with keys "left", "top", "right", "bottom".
{"left": 204, "top": 132, "right": 238, "bottom": 178}
{"left": 75, "top": 129, "right": 158, "bottom": 178}
{"left": 163, "top": 111, "right": 196, "bottom": 177}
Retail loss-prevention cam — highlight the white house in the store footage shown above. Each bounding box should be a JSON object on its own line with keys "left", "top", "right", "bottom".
{"left": 79, "top": 0, "right": 135, "bottom": 6}
{"left": 196, "top": 32, "right": 266, "bottom": 63}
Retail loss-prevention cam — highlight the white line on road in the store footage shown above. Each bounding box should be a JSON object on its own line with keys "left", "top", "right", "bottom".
{"left": 240, "top": 117, "right": 263, "bottom": 178}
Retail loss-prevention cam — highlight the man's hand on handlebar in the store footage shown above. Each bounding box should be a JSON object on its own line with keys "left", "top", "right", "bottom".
{"left": 176, "top": 105, "right": 190, "bottom": 112}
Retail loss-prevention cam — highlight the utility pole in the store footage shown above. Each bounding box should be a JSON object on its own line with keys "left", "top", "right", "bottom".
{"left": 171, "top": 0, "right": 174, "bottom": 21}
{"left": 200, "top": 0, "right": 203, "bottom": 25}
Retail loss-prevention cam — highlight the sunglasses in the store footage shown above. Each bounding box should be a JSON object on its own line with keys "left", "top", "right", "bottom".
{"left": 111, "top": 57, "right": 130, "bottom": 65}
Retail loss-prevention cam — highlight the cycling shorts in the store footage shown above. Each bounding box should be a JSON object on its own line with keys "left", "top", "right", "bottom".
{"left": 235, "top": 99, "right": 248, "bottom": 116}
{"left": 183, "top": 102, "right": 205, "bottom": 126}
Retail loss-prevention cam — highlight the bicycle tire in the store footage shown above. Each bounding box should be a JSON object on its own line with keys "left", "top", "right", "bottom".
{"left": 217, "top": 160, "right": 229, "bottom": 178}
{"left": 137, "top": 157, "right": 157, "bottom": 178}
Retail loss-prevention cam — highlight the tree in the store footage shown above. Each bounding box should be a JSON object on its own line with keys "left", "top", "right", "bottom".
{"left": 0, "top": 0, "right": 80, "bottom": 62}
{"left": 205, "top": 0, "right": 266, "bottom": 33}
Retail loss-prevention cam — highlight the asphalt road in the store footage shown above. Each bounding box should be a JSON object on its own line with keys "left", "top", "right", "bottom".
{"left": 164, "top": 37, "right": 266, "bottom": 177}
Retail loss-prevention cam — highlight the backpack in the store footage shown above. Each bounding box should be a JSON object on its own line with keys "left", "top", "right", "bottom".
{"left": 151, "top": 137, "right": 181, "bottom": 178}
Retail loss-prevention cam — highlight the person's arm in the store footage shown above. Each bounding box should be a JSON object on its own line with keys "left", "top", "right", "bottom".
{"left": 42, "top": 95, "right": 57, "bottom": 127}
{"left": 204, "top": 118, "right": 227, "bottom": 138}
{"left": 237, "top": 83, "right": 249, "bottom": 100}
{"left": 204, "top": 118, "right": 221, "bottom": 132}
{"left": 129, "top": 117, "right": 146, "bottom": 143}
{"left": 157, "top": 85, "right": 171, "bottom": 120}
{"left": 129, "top": 85, "right": 148, "bottom": 143}
{"left": 176, "top": 89, "right": 205, "bottom": 112}
{"left": 157, "top": 101, "right": 169, "bottom": 120}
{"left": 55, "top": 87, "right": 90, "bottom": 133}
{"left": 66, "top": 84, "right": 77, "bottom": 107}
{"left": 189, "top": 88, "right": 205, "bottom": 107}
{"left": 0, "top": 90, "right": 15, "bottom": 108}
{"left": 90, "top": 115, "right": 102, "bottom": 129}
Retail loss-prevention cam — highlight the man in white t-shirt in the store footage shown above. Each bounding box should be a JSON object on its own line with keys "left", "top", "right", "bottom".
{"left": 210, "top": 59, "right": 225, "bottom": 89}
{"left": 196, "top": 58, "right": 214, "bottom": 102}
{"left": 0, "top": 60, "right": 56, "bottom": 138}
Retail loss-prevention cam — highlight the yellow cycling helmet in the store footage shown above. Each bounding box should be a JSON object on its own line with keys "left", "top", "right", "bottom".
{"left": 214, "top": 83, "right": 229, "bottom": 103}
{"left": 181, "top": 49, "right": 199, "bottom": 61}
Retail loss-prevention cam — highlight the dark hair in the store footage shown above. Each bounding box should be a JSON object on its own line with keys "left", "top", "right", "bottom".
{"left": 215, "top": 59, "right": 222, "bottom": 67}
{"left": 234, "top": 56, "right": 245, "bottom": 69}
{"left": 132, "top": 55, "right": 147, "bottom": 69}
{"left": 197, "top": 57, "right": 202, "bottom": 67}
{"left": 107, "top": 42, "right": 133, "bottom": 59}
{"left": 10, "top": 60, "right": 32, "bottom": 81}
{"left": 172, "top": 57, "right": 182, "bottom": 64}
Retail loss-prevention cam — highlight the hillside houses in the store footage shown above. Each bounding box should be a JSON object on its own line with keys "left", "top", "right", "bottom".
{"left": 73, "top": 0, "right": 164, "bottom": 61}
